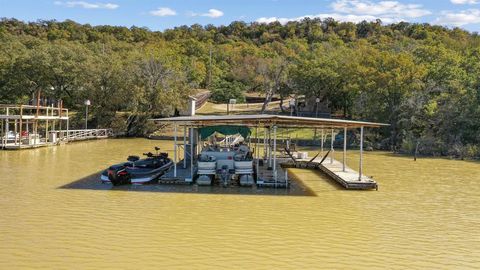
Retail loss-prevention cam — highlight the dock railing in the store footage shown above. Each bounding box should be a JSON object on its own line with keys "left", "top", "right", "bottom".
{"left": 52, "top": 129, "right": 113, "bottom": 142}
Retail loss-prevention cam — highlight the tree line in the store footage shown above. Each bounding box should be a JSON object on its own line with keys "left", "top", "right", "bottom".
{"left": 0, "top": 18, "right": 479, "bottom": 158}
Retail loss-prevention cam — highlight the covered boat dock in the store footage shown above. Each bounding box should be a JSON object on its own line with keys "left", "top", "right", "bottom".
{"left": 152, "top": 114, "right": 388, "bottom": 190}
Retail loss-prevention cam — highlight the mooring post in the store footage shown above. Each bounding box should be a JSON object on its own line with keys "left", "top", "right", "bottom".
{"left": 343, "top": 126, "right": 347, "bottom": 172}
{"left": 330, "top": 129, "right": 334, "bottom": 164}
{"left": 359, "top": 126, "right": 364, "bottom": 181}
{"left": 174, "top": 123, "right": 177, "bottom": 177}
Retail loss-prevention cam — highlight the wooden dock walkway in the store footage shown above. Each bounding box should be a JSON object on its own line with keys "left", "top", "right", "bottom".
{"left": 160, "top": 163, "right": 195, "bottom": 184}
{"left": 282, "top": 157, "right": 378, "bottom": 190}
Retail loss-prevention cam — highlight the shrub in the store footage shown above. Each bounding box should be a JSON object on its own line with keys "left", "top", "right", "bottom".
{"left": 210, "top": 79, "right": 246, "bottom": 103}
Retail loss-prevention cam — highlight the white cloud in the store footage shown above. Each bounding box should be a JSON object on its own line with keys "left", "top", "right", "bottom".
{"left": 256, "top": 13, "right": 401, "bottom": 25}
{"left": 190, "top": 9, "right": 224, "bottom": 18}
{"left": 150, "top": 7, "right": 177, "bottom": 17}
{"left": 435, "top": 9, "right": 480, "bottom": 26}
{"left": 331, "top": 0, "right": 430, "bottom": 18}
{"left": 54, "top": 1, "right": 118, "bottom": 9}
{"left": 450, "top": 0, "right": 479, "bottom": 4}
{"left": 256, "top": 1, "right": 431, "bottom": 25}
{"left": 202, "top": 9, "right": 224, "bottom": 18}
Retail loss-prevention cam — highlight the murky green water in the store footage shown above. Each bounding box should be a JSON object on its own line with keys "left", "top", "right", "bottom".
{"left": 0, "top": 138, "right": 479, "bottom": 269}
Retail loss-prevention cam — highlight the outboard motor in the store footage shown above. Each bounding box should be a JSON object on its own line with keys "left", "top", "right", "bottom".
{"left": 108, "top": 164, "right": 131, "bottom": 186}
{"left": 220, "top": 165, "right": 230, "bottom": 187}
{"left": 108, "top": 155, "right": 139, "bottom": 186}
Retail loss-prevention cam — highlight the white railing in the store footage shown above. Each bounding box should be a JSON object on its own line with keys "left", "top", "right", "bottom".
{"left": 51, "top": 129, "right": 113, "bottom": 142}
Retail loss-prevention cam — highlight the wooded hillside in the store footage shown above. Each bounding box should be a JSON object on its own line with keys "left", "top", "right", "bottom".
{"left": 1, "top": 18, "right": 479, "bottom": 157}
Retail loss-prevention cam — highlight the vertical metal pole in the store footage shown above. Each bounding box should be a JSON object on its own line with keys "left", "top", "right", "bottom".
{"left": 268, "top": 127, "right": 272, "bottom": 169}
{"left": 19, "top": 106, "right": 23, "bottom": 146}
{"left": 343, "top": 126, "right": 347, "bottom": 172}
{"left": 33, "top": 119, "right": 37, "bottom": 147}
{"left": 320, "top": 128, "right": 324, "bottom": 156}
{"left": 263, "top": 127, "right": 267, "bottom": 160}
{"left": 85, "top": 105, "right": 88, "bottom": 129}
{"left": 183, "top": 125, "right": 187, "bottom": 169}
{"left": 174, "top": 124, "right": 177, "bottom": 177}
{"left": 197, "top": 132, "right": 200, "bottom": 154}
{"left": 1, "top": 119, "right": 3, "bottom": 148}
{"left": 66, "top": 110, "right": 69, "bottom": 143}
{"left": 273, "top": 125, "right": 277, "bottom": 183}
{"left": 5, "top": 108, "right": 9, "bottom": 147}
{"left": 26, "top": 119, "right": 29, "bottom": 146}
{"left": 45, "top": 107, "right": 48, "bottom": 142}
{"left": 359, "top": 126, "right": 364, "bottom": 181}
{"left": 330, "top": 129, "right": 334, "bottom": 164}
{"left": 14, "top": 119, "right": 17, "bottom": 145}
{"left": 255, "top": 125, "right": 259, "bottom": 179}
{"left": 208, "top": 46, "right": 212, "bottom": 87}
{"left": 190, "top": 127, "right": 194, "bottom": 178}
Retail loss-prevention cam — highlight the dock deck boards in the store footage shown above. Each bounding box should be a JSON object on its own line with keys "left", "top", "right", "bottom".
{"left": 160, "top": 163, "right": 195, "bottom": 183}
{"left": 161, "top": 157, "right": 377, "bottom": 190}
{"left": 282, "top": 157, "right": 378, "bottom": 190}
{"left": 255, "top": 161, "right": 289, "bottom": 187}
{"left": 314, "top": 158, "right": 377, "bottom": 190}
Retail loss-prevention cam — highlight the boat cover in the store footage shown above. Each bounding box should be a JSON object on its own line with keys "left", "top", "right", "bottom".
{"left": 199, "top": 125, "right": 251, "bottom": 139}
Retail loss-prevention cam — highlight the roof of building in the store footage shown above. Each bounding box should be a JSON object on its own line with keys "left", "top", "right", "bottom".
{"left": 151, "top": 114, "right": 388, "bottom": 128}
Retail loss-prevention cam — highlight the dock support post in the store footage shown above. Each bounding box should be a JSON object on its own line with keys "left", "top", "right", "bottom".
{"left": 190, "top": 126, "right": 194, "bottom": 178}
{"left": 26, "top": 119, "right": 29, "bottom": 146}
{"left": 255, "top": 125, "right": 259, "bottom": 179}
{"left": 263, "top": 127, "right": 267, "bottom": 160}
{"left": 1, "top": 119, "right": 3, "bottom": 148}
{"left": 174, "top": 123, "right": 177, "bottom": 178}
{"left": 330, "top": 129, "right": 334, "bottom": 164}
{"left": 183, "top": 125, "right": 187, "bottom": 169}
{"left": 45, "top": 107, "right": 49, "bottom": 143}
{"left": 359, "top": 126, "right": 364, "bottom": 181}
{"left": 5, "top": 108, "right": 9, "bottom": 147}
{"left": 343, "top": 126, "right": 347, "bottom": 172}
{"left": 19, "top": 105, "right": 23, "bottom": 147}
{"left": 273, "top": 125, "right": 277, "bottom": 183}
{"left": 268, "top": 127, "right": 272, "bottom": 169}
{"left": 66, "top": 109, "right": 69, "bottom": 143}
{"left": 14, "top": 119, "right": 18, "bottom": 145}
{"left": 320, "top": 128, "right": 324, "bottom": 156}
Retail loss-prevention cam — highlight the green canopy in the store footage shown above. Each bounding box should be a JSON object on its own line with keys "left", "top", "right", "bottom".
{"left": 199, "top": 125, "right": 251, "bottom": 139}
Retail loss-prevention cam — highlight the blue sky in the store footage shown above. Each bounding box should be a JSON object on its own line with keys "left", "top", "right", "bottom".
{"left": 1, "top": 0, "right": 480, "bottom": 32}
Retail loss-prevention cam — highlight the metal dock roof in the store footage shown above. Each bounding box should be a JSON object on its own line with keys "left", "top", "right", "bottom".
{"left": 152, "top": 114, "right": 388, "bottom": 128}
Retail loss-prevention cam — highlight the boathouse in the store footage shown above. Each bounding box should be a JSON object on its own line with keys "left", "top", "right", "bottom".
{"left": 152, "top": 114, "right": 388, "bottom": 190}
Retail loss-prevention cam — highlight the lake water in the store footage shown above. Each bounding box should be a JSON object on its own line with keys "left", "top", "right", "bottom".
{"left": 0, "top": 138, "right": 479, "bottom": 269}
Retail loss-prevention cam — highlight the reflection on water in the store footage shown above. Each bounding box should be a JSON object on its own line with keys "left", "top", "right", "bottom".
{"left": 59, "top": 170, "right": 316, "bottom": 196}
{"left": 1, "top": 138, "right": 479, "bottom": 269}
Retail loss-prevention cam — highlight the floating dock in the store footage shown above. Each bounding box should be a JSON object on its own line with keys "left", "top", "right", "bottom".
{"left": 319, "top": 159, "right": 377, "bottom": 190}
{"left": 282, "top": 157, "right": 377, "bottom": 190}
{"left": 160, "top": 159, "right": 289, "bottom": 188}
